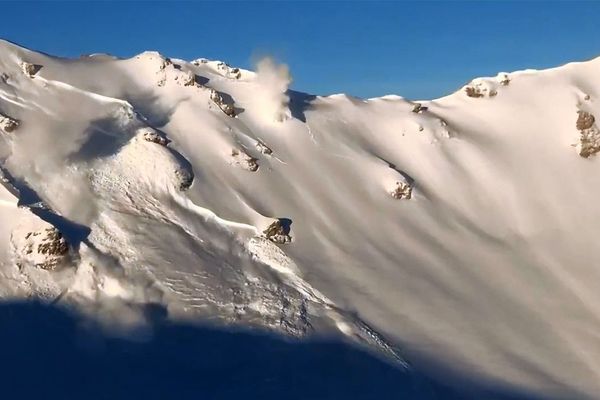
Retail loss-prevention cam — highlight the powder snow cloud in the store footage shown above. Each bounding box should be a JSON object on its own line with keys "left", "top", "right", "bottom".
{"left": 255, "top": 57, "right": 292, "bottom": 122}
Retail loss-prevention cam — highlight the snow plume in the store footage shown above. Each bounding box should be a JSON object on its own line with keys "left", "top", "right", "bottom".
{"left": 5, "top": 114, "right": 100, "bottom": 224}
{"left": 255, "top": 57, "right": 292, "bottom": 122}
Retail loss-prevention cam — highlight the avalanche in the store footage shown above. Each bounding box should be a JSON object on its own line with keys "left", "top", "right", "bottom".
{"left": 0, "top": 39, "right": 599, "bottom": 399}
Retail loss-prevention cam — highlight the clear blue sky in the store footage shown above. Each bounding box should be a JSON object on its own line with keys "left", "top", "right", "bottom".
{"left": 3, "top": 1, "right": 600, "bottom": 99}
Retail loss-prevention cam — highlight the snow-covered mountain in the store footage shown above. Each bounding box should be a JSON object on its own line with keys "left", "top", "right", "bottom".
{"left": 1, "top": 39, "right": 600, "bottom": 399}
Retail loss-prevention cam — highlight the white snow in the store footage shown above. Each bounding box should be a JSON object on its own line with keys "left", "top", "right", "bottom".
{"left": 0, "top": 39, "right": 600, "bottom": 398}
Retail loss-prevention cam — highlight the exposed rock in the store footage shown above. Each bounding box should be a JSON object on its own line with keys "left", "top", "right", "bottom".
{"left": 576, "top": 111, "right": 595, "bottom": 130}
{"left": 182, "top": 71, "right": 196, "bottom": 87}
{"left": 216, "top": 61, "right": 242, "bottom": 79}
{"left": 191, "top": 58, "right": 208, "bottom": 66}
{"left": 20, "top": 227, "right": 70, "bottom": 270}
{"left": 575, "top": 111, "right": 600, "bottom": 158}
{"left": 221, "top": 103, "right": 235, "bottom": 116}
{"left": 465, "top": 76, "right": 506, "bottom": 98}
{"left": 159, "top": 57, "right": 172, "bottom": 71}
{"left": 0, "top": 73, "right": 8, "bottom": 83}
{"left": 142, "top": 129, "right": 169, "bottom": 146}
{"left": 0, "top": 114, "right": 19, "bottom": 133}
{"left": 412, "top": 103, "right": 428, "bottom": 113}
{"left": 175, "top": 169, "right": 194, "bottom": 190}
{"left": 154, "top": 57, "right": 173, "bottom": 87}
{"left": 390, "top": 181, "right": 413, "bottom": 200}
{"left": 231, "top": 148, "right": 259, "bottom": 171}
{"left": 209, "top": 89, "right": 222, "bottom": 103}
{"left": 229, "top": 67, "right": 242, "bottom": 79}
{"left": 263, "top": 219, "right": 292, "bottom": 244}
{"left": 210, "top": 89, "right": 236, "bottom": 117}
{"left": 579, "top": 130, "right": 600, "bottom": 158}
{"left": 255, "top": 140, "right": 272, "bottom": 155}
{"left": 464, "top": 78, "right": 501, "bottom": 98}
{"left": 465, "top": 86, "right": 485, "bottom": 98}
{"left": 497, "top": 73, "right": 510, "bottom": 86}
{"left": 20, "top": 62, "right": 42, "bottom": 77}
{"left": 173, "top": 70, "right": 197, "bottom": 87}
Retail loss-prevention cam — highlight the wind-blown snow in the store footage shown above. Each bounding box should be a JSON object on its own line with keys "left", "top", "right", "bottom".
{"left": 0, "top": 39, "right": 599, "bottom": 398}
{"left": 255, "top": 57, "right": 292, "bottom": 122}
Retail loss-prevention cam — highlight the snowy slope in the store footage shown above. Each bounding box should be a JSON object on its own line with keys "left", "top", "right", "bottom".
{"left": 1, "top": 39, "right": 600, "bottom": 398}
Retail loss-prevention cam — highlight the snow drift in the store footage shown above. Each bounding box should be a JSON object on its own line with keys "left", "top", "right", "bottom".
{"left": 0, "top": 39, "right": 599, "bottom": 398}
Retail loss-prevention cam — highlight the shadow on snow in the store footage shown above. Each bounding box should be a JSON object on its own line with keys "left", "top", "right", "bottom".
{"left": 0, "top": 301, "right": 542, "bottom": 400}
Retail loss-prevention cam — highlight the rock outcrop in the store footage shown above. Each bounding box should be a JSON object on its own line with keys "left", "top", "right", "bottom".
{"left": 497, "top": 73, "right": 510, "bottom": 86}
{"left": 263, "top": 219, "right": 292, "bottom": 244}
{"left": 390, "top": 181, "right": 413, "bottom": 200}
{"left": 576, "top": 111, "right": 600, "bottom": 158}
{"left": 20, "top": 62, "right": 41, "bottom": 77}
{"left": 216, "top": 62, "right": 242, "bottom": 79}
{"left": 210, "top": 89, "right": 236, "bottom": 117}
{"left": 21, "top": 227, "right": 70, "bottom": 270}
{"left": 231, "top": 148, "right": 259, "bottom": 172}
{"left": 175, "top": 168, "right": 194, "bottom": 190}
{"left": 142, "top": 129, "right": 169, "bottom": 146}
{"left": 576, "top": 110, "right": 595, "bottom": 130}
{"left": 412, "top": 103, "right": 428, "bottom": 113}
{"left": 181, "top": 71, "right": 196, "bottom": 87}
{"left": 464, "top": 76, "right": 507, "bottom": 98}
{"left": 0, "top": 114, "right": 19, "bottom": 133}
{"left": 173, "top": 70, "right": 196, "bottom": 87}
{"left": 255, "top": 140, "right": 272, "bottom": 155}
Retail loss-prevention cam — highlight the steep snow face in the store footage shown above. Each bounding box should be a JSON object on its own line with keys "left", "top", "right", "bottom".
{"left": 1, "top": 39, "right": 600, "bottom": 398}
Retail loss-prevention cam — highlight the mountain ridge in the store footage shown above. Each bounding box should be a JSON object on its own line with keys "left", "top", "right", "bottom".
{"left": 0, "top": 38, "right": 599, "bottom": 399}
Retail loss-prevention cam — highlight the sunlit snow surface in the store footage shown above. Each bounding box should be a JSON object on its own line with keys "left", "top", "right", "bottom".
{"left": 0, "top": 40, "right": 599, "bottom": 399}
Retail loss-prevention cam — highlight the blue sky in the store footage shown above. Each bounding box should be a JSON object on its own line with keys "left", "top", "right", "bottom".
{"left": 3, "top": 1, "right": 600, "bottom": 99}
